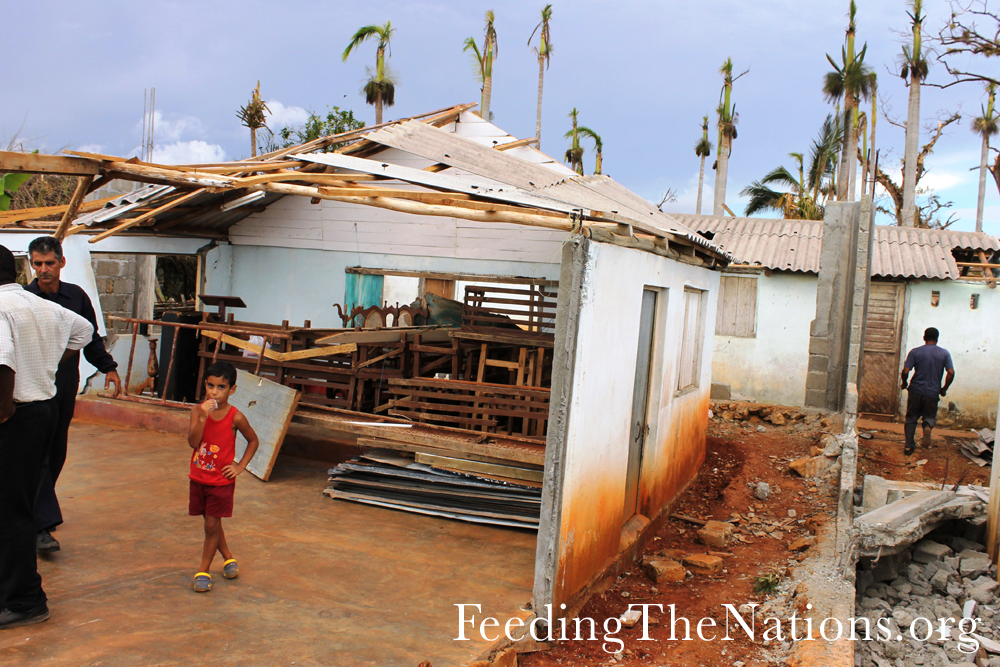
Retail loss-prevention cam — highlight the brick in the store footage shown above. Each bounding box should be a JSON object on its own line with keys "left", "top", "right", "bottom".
{"left": 682, "top": 554, "right": 723, "bottom": 575}
{"left": 912, "top": 540, "right": 953, "bottom": 564}
{"left": 642, "top": 556, "right": 686, "bottom": 583}
{"left": 697, "top": 521, "right": 733, "bottom": 549}
{"left": 805, "top": 370, "right": 828, "bottom": 391}
{"left": 808, "top": 337, "right": 830, "bottom": 356}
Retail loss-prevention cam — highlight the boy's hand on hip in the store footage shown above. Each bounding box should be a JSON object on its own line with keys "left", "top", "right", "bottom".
{"left": 221, "top": 464, "right": 243, "bottom": 479}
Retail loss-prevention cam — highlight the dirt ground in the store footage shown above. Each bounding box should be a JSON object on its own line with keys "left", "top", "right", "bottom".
{"left": 521, "top": 409, "right": 840, "bottom": 667}
{"left": 853, "top": 419, "right": 991, "bottom": 489}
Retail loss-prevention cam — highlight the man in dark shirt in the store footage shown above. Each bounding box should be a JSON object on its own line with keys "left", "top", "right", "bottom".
{"left": 26, "top": 237, "right": 122, "bottom": 553}
{"left": 900, "top": 327, "right": 955, "bottom": 456}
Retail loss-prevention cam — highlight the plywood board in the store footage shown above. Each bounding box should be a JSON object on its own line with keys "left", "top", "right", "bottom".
{"left": 231, "top": 369, "right": 301, "bottom": 481}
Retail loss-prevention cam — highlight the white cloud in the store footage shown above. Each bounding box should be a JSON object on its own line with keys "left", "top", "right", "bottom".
{"left": 265, "top": 100, "right": 310, "bottom": 131}
{"left": 152, "top": 140, "right": 226, "bottom": 165}
{"left": 918, "top": 170, "right": 967, "bottom": 192}
{"left": 135, "top": 110, "right": 208, "bottom": 143}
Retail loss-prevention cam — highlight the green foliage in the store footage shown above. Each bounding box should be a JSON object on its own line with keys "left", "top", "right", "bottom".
{"left": 752, "top": 572, "right": 781, "bottom": 595}
{"left": 278, "top": 106, "right": 366, "bottom": 150}
{"left": 0, "top": 172, "right": 32, "bottom": 211}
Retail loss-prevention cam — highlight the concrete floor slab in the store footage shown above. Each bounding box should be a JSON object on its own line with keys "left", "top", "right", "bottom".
{"left": 0, "top": 424, "right": 536, "bottom": 667}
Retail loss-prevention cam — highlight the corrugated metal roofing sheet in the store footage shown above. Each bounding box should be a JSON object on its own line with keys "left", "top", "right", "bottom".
{"left": 364, "top": 121, "right": 725, "bottom": 256}
{"left": 670, "top": 213, "right": 1000, "bottom": 280}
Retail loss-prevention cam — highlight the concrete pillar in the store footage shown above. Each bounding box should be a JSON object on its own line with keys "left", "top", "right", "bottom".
{"left": 806, "top": 201, "right": 862, "bottom": 411}
{"left": 134, "top": 255, "right": 156, "bottom": 321}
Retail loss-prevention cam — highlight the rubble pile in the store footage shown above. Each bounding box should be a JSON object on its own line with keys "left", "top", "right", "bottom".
{"left": 960, "top": 428, "right": 995, "bottom": 468}
{"left": 709, "top": 401, "right": 830, "bottom": 429}
{"left": 855, "top": 531, "right": 1000, "bottom": 667}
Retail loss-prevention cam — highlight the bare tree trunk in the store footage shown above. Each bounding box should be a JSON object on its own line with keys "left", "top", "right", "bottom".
{"left": 836, "top": 98, "right": 855, "bottom": 200}
{"left": 713, "top": 135, "right": 730, "bottom": 216}
{"left": 696, "top": 155, "right": 706, "bottom": 215}
{"left": 976, "top": 133, "right": 989, "bottom": 233}
{"left": 375, "top": 89, "right": 383, "bottom": 126}
{"left": 902, "top": 76, "right": 921, "bottom": 226}
{"left": 595, "top": 149, "right": 602, "bottom": 175}
{"left": 481, "top": 76, "right": 492, "bottom": 122}
{"left": 250, "top": 127, "right": 257, "bottom": 158}
{"left": 535, "top": 56, "right": 544, "bottom": 148}
{"left": 848, "top": 124, "right": 858, "bottom": 201}
{"left": 860, "top": 153, "right": 869, "bottom": 198}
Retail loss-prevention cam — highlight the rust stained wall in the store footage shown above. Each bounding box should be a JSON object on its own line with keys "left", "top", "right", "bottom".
{"left": 549, "top": 240, "right": 719, "bottom": 609}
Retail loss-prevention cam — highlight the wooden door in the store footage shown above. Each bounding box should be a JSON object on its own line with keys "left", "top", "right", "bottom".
{"left": 624, "top": 289, "right": 657, "bottom": 522}
{"left": 858, "top": 282, "right": 906, "bottom": 417}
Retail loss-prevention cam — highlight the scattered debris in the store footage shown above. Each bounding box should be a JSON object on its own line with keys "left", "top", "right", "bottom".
{"left": 754, "top": 481, "right": 770, "bottom": 501}
{"left": 959, "top": 428, "right": 994, "bottom": 467}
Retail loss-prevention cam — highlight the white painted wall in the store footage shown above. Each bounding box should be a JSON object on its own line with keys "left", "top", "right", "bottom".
{"left": 900, "top": 280, "right": 1000, "bottom": 425}
{"left": 549, "top": 239, "right": 718, "bottom": 606}
{"left": 205, "top": 243, "right": 560, "bottom": 327}
{"left": 711, "top": 272, "right": 816, "bottom": 406}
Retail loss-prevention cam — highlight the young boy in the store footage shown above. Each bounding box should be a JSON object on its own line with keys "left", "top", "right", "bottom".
{"left": 187, "top": 361, "right": 258, "bottom": 593}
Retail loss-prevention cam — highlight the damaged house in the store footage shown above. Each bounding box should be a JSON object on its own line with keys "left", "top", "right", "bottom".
{"left": 670, "top": 213, "right": 1000, "bottom": 428}
{"left": 0, "top": 105, "right": 730, "bottom": 616}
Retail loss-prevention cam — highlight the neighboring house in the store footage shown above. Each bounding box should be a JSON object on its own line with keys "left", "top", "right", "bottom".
{"left": 672, "top": 213, "right": 1000, "bottom": 427}
{"left": 0, "top": 106, "right": 729, "bottom": 614}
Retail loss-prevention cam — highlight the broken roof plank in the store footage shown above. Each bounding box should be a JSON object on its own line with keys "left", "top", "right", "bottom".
{"left": 53, "top": 175, "right": 95, "bottom": 241}
{"left": 289, "top": 152, "right": 579, "bottom": 215}
{"left": 0, "top": 151, "right": 101, "bottom": 176}
{"left": 87, "top": 189, "right": 205, "bottom": 243}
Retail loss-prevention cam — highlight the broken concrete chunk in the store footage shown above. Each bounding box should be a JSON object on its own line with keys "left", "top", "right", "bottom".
{"left": 754, "top": 482, "right": 770, "bottom": 501}
{"left": 788, "top": 536, "right": 816, "bottom": 552}
{"left": 961, "top": 558, "right": 993, "bottom": 580}
{"left": 856, "top": 490, "right": 957, "bottom": 531}
{"left": 952, "top": 537, "right": 987, "bottom": 553}
{"left": 913, "top": 540, "right": 953, "bottom": 564}
{"left": 697, "top": 521, "right": 734, "bottom": 549}
{"left": 822, "top": 434, "right": 844, "bottom": 457}
{"left": 620, "top": 609, "right": 643, "bottom": 628}
{"left": 788, "top": 455, "right": 832, "bottom": 478}
{"left": 930, "top": 569, "right": 952, "bottom": 592}
{"left": 682, "top": 554, "right": 724, "bottom": 575}
{"left": 642, "top": 557, "right": 685, "bottom": 584}
{"left": 970, "top": 585, "right": 999, "bottom": 605}
{"left": 768, "top": 412, "right": 787, "bottom": 426}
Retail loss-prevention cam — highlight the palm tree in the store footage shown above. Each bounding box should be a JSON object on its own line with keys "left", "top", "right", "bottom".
{"left": 237, "top": 81, "right": 269, "bottom": 158}
{"left": 528, "top": 5, "right": 553, "bottom": 149}
{"left": 973, "top": 84, "right": 998, "bottom": 233}
{"left": 858, "top": 111, "right": 869, "bottom": 197}
{"left": 564, "top": 108, "right": 584, "bottom": 174}
{"left": 900, "top": 0, "right": 929, "bottom": 226}
{"left": 713, "top": 58, "right": 740, "bottom": 216}
{"left": 342, "top": 22, "right": 397, "bottom": 125}
{"left": 578, "top": 126, "right": 603, "bottom": 174}
{"left": 809, "top": 113, "right": 843, "bottom": 203}
{"left": 464, "top": 10, "right": 499, "bottom": 121}
{"left": 694, "top": 115, "right": 713, "bottom": 215}
{"left": 864, "top": 78, "right": 878, "bottom": 197}
{"left": 823, "top": 0, "right": 874, "bottom": 202}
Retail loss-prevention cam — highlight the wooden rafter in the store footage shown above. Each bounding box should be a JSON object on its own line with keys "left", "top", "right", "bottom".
{"left": 494, "top": 137, "right": 537, "bottom": 151}
{"left": 53, "top": 175, "right": 96, "bottom": 241}
{"left": 87, "top": 190, "right": 204, "bottom": 243}
{"left": 0, "top": 194, "right": 121, "bottom": 228}
{"left": 0, "top": 151, "right": 100, "bottom": 176}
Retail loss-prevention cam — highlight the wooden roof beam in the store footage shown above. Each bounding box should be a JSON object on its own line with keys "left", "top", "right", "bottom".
{"left": 0, "top": 151, "right": 100, "bottom": 176}
{"left": 53, "top": 175, "right": 95, "bottom": 241}
{"left": 88, "top": 190, "right": 205, "bottom": 243}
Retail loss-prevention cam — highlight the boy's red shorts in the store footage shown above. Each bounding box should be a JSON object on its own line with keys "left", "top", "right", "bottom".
{"left": 189, "top": 480, "right": 235, "bottom": 517}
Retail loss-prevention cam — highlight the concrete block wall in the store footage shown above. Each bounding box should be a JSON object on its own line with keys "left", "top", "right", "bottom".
{"left": 91, "top": 253, "right": 138, "bottom": 333}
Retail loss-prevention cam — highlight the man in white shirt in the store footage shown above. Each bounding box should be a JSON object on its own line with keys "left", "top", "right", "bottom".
{"left": 0, "top": 244, "right": 94, "bottom": 630}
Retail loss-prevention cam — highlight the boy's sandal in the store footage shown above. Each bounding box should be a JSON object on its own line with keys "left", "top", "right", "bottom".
{"left": 193, "top": 572, "right": 212, "bottom": 592}
{"left": 223, "top": 558, "right": 239, "bottom": 579}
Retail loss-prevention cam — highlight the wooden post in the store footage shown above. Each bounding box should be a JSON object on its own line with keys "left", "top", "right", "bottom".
{"left": 124, "top": 322, "right": 138, "bottom": 397}
{"left": 987, "top": 390, "right": 1000, "bottom": 571}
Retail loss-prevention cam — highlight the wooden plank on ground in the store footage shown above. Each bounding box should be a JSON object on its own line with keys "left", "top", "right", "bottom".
{"left": 200, "top": 329, "right": 356, "bottom": 361}
{"left": 230, "top": 370, "right": 301, "bottom": 481}
{"left": 415, "top": 452, "right": 544, "bottom": 482}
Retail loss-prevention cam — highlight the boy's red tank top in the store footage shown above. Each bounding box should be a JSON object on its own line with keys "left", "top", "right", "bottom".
{"left": 190, "top": 406, "right": 237, "bottom": 486}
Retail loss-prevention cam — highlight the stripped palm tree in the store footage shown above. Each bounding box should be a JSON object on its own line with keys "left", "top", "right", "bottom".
{"left": 564, "top": 108, "right": 584, "bottom": 174}
{"left": 528, "top": 5, "right": 553, "bottom": 149}
{"left": 741, "top": 154, "right": 824, "bottom": 220}
{"left": 578, "top": 126, "right": 603, "bottom": 174}
{"left": 237, "top": 81, "right": 270, "bottom": 158}
{"left": 713, "top": 58, "right": 741, "bottom": 216}
{"left": 342, "top": 22, "right": 397, "bottom": 125}
{"left": 863, "top": 77, "right": 878, "bottom": 197}
{"left": 823, "top": 0, "right": 874, "bottom": 201}
{"left": 694, "top": 115, "right": 713, "bottom": 215}
{"left": 464, "top": 10, "right": 499, "bottom": 121}
{"left": 900, "top": 0, "right": 929, "bottom": 226}
{"left": 972, "top": 84, "right": 998, "bottom": 233}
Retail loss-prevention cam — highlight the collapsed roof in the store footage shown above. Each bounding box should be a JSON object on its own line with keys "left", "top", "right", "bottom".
{"left": 0, "top": 103, "right": 728, "bottom": 267}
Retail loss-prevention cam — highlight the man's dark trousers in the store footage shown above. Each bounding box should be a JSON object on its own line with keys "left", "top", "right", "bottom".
{"left": 0, "top": 399, "right": 58, "bottom": 612}
{"left": 34, "top": 374, "right": 77, "bottom": 531}
{"left": 904, "top": 390, "right": 938, "bottom": 449}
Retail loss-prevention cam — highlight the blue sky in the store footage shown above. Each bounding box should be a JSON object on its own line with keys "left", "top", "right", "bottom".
{"left": 4, "top": 0, "right": 997, "bottom": 232}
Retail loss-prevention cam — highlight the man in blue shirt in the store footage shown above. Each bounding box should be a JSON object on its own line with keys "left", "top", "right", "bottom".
{"left": 900, "top": 327, "right": 955, "bottom": 456}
